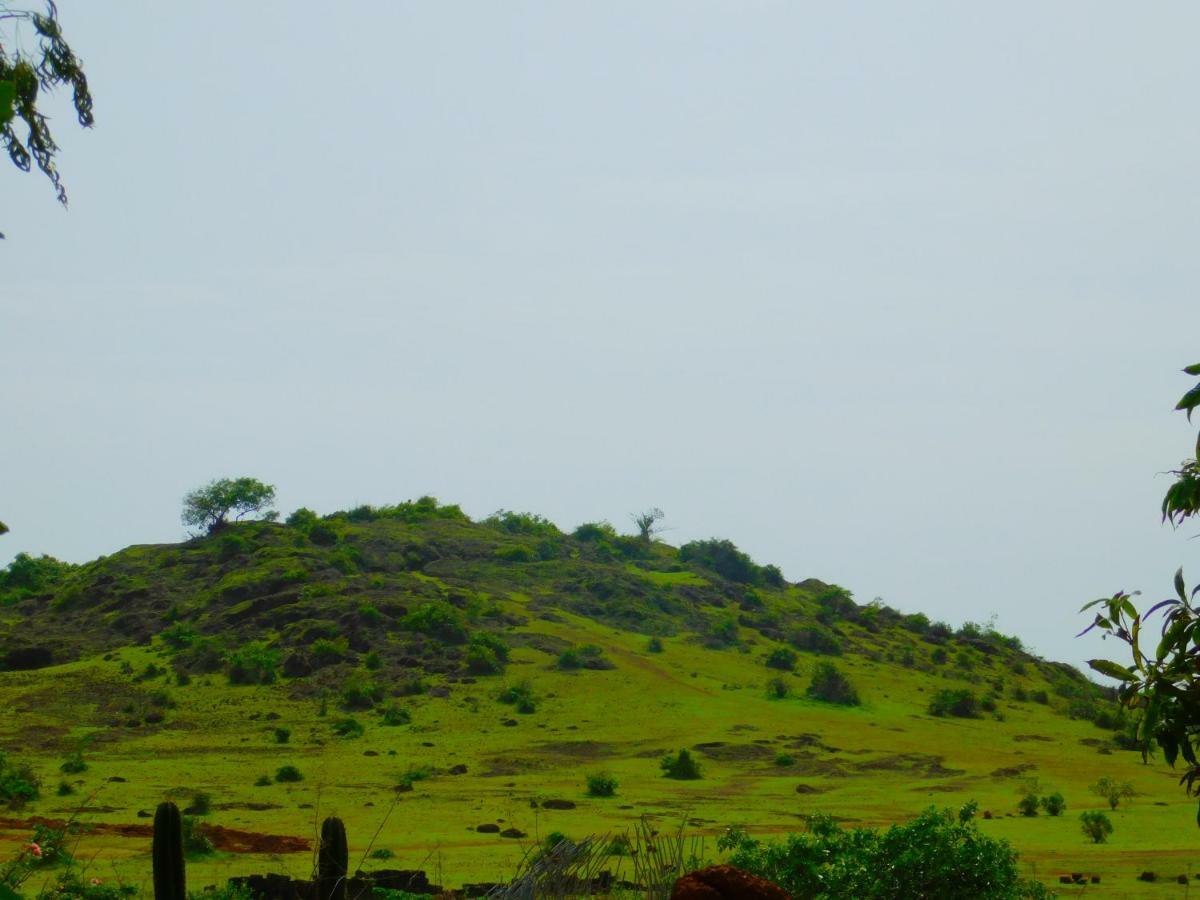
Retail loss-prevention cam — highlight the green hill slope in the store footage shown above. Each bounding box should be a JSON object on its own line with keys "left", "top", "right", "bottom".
{"left": 0, "top": 500, "right": 1188, "bottom": 895}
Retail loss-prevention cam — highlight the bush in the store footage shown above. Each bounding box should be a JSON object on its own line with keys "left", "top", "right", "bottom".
{"left": 928, "top": 689, "right": 981, "bottom": 719}
{"left": 57, "top": 780, "right": 74, "bottom": 796}
{"left": 1017, "top": 794, "right": 1039, "bottom": 817}
{"left": 557, "top": 644, "right": 613, "bottom": 671}
{"left": 182, "top": 815, "right": 214, "bottom": 856}
{"left": 1090, "top": 776, "right": 1134, "bottom": 810}
{"left": 1031, "top": 690, "right": 1049, "bottom": 705}
{"left": 586, "top": 771, "right": 619, "bottom": 797}
{"left": 646, "top": 636, "right": 664, "bottom": 653}
{"left": 380, "top": 705, "right": 411, "bottom": 726}
{"left": 1040, "top": 793, "right": 1066, "bottom": 817}
{"left": 401, "top": 601, "right": 469, "bottom": 643}
{"left": 678, "top": 539, "right": 775, "bottom": 586}
{"left": 340, "top": 673, "right": 384, "bottom": 710}
{"left": 788, "top": 625, "right": 842, "bottom": 656}
{"left": 308, "top": 521, "right": 339, "bottom": 546}
{"left": 59, "top": 752, "right": 87, "bottom": 774}
{"left": 484, "top": 510, "right": 560, "bottom": 537}
{"left": 254, "top": 774, "right": 271, "bottom": 787}
{"left": 274, "top": 765, "right": 303, "bottom": 783}
{"left": 466, "top": 632, "right": 510, "bottom": 675}
{"left": 766, "top": 676, "right": 791, "bottom": 700}
{"left": 226, "top": 641, "right": 280, "bottom": 685}
{"left": 806, "top": 661, "right": 860, "bottom": 706}
{"left": 187, "top": 792, "right": 212, "bottom": 816}
{"left": 331, "top": 717, "right": 365, "bottom": 738}
{"left": 273, "top": 727, "right": 290, "bottom": 744}
{"left": 1080, "top": 810, "right": 1113, "bottom": 844}
{"left": 766, "top": 647, "right": 798, "bottom": 671}
{"left": 722, "top": 805, "right": 1043, "bottom": 899}
{"left": 661, "top": 749, "right": 702, "bottom": 780}
{"left": 499, "top": 680, "right": 536, "bottom": 713}
{"left": 775, "top": 753, "right": 796, "bottom": 767}
{"left": 310, "top": 637, "right": 349, "bottom": 666}
{"left": 363, "top": 650, "right": 383, "bottom": 671}
{"left": 285, "top": 507, "right": 319, "bottom": 532}
{"left": 0, "top": 753, "right": 40, "bottom": 808}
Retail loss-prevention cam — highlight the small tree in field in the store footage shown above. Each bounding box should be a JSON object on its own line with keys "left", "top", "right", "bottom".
{"left": 182, "top": 477, "right": 276, "bottom": 535}
{"left": 1080, "top": 810, "right": 1113, "bottom": 844}
{"left": 1090, "top": 776, "right": 1134, "bottom": 811}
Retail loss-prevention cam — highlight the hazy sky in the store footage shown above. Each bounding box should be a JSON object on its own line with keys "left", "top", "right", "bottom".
{"left": 4, "top": 2, "right": 1198, "bottom": 672}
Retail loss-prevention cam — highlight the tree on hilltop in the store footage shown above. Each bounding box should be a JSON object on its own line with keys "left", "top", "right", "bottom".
{"left": 182, "top": 477, "right": 277, "bottom": 535}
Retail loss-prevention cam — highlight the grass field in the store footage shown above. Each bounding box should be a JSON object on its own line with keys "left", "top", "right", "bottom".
{"left": 2, "top": 594, "right": 1196, "bottom": 898}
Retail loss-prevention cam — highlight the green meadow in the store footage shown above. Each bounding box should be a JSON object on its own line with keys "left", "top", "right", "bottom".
{"left": 0, "top": 503, "right": 1195, "bottom": 896}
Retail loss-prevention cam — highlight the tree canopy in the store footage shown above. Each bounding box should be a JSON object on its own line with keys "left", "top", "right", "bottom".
{"left": 182, "top": 477, "right": 277, "bottom": 535}
{"left": 1080, "top": 363, "right": 1200, "bottom": 822}
{"left": 0, "top": 2, "right": 94, "bottom": 207}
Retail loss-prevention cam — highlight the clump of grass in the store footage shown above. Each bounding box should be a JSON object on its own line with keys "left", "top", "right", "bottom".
{"left": 273, "top": 727, "right": 291, "bottom": 744}
{"left": 775, "top": 753, "right": 795, "bottom": 767}
{"left": 254, "top": 774, "right": 271, "bottom": 787}
{"left": 59, "top": 752, "right": 87, "bottom": 774}
{"left": 275, "top": 765, "right": 303, "bottom": 783}
{"left": 499, "top": 680, "right": 536, "bottom": 714}
{"left": 331, "top": 717, "right": 365, "bottom": 738}
{"left": 380, "top": 705, "right": 411, "bottom": 726}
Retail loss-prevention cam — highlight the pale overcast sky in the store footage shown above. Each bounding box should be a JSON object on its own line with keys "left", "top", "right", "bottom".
{"left": 3, "top": 2, "right": 1198, "bottom": 671}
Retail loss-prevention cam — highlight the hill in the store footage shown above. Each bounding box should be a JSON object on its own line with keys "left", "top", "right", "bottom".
{"left": 0, "top": 499, "right": 1189, "bottom": 895}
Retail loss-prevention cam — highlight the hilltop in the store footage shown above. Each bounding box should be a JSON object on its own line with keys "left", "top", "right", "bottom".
{"left": 0, "top": 498, "right": 1188, "bottom": 895}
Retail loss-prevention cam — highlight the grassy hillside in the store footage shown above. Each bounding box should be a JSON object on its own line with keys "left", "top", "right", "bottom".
{"left": 0, "top": 500, "right": 1191, "bottom": 896}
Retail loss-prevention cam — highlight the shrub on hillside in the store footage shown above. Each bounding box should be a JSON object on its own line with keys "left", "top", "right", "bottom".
{"left": 380, "top": 705, "right": 411, "bottom": 726}
{"left": 646, "top": 636, "right": 665, "bottom": 653}
{"left": 661, "top": 748, "right": 702, "bottom": 780}
{"left": 766, "top": 676, "right": 791, "bottom": 700}
{"left": 59, "top": 752, "right": 87, "bottom": 774}
{"left": 275, "top": 766, "right": 303, "bottom": 783}
{"left": 310, "top": 637, "right": 349, "bottom": 666}
{"left": 1040, "top": 793, "right": 1066, "bottom": 817}
{"left": 586, "top": 771, "right": 619, "bottom": 797}
{"left": 706, "top": 612, "right": 740, "bottom": 648}
{"left": 1017, "top": 793, "right": 1039, "bottom": 817}
{"left": 340, "top": 673, "right": 383, "bottom": 710}
{"left": 556, "top": 644, "right": 614, "bottom": 671}
{"left": 401, "top": 601, "right": 469, "bottom": 643}
{"left": 466, "top": 632, "right": 509, "bottom": 675}
{"left": 720, "top": 805, "right": 1046, "bottom": 899}
{"left": 1080, "top": 811, "right": 1113, "bottom": 844}
{"left": 0, "top": 552, "right": 78, "bottom": 605}
{"left": 226, "top": 641, "right": 280, "bottom": 685}
{"left": 331, "top": 717, "right": 364, "bottom": 738}
{"left": 766, "top": 647, "right": 798, "bottom": 671}
{"left": 928, "top": 689, "right": 980, "bottom": 718}
{"left": 0, "top": 753, "right": 40, "bottom": 808}
{"left": 273, "top": 727, "right": 290, "bottom": 744}
{"left": 678, "top": 539, "right": 774, "bottom": 586}
{"left": 498, "top": 680, "right": 536, "bottom": 714}
{"left": 494, "top": 545, "right": 536, "bottom": 563}
{"left": 788, "top": 625, "right": 842, "bottom": 656}
{"left": 484, "top": 510, "right": 560, "bottom": 537}
{"left": 307, "top": 521, "right": 339, "bottom": 546}
{"left": 806, "top": 661, "right": 860, "bottom": 706}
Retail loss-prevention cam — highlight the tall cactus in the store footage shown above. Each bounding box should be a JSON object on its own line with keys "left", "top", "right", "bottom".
{"left": 317, "top": 816, "right": 349, "bottom": 900}
{"left": 153, "top": 801, "right": 186, "bottom": 900}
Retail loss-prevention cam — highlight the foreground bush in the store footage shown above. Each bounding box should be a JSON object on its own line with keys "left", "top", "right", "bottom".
{"left": 586, "top": 771, "right": 619, "bottom": 797}
{"left": 721, "top": 805, "right": 1049, "bottom": 899}
{"left": 0, "top": 753, "right": 40, "bottom": 808}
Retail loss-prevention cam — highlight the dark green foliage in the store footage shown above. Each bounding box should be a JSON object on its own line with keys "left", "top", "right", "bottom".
{"left": 498, "top": 680, "right": 536, "bottom": 713}
{"left": 661, "top": 748, "right": 702, "bottom": 780}
{"left": 573, "top": 521, "right": 617, "bottom": 542}
{"left": 931, "top": 647, "right": 949, "bottom": 665}
{"left": 1040, "top": 792, "right": 1066, "bottom": 816}
{"left": 226, "top": 641, "right": 279, "bottom": 685}
{"left": 765, "top": 647, "right": 797, "bottom": 671}
{"left": 153, "top": 801, "right": 186, "bottom": 900}
{"left": 310, "top": 637, "right": 349, "bottom": 666}
{"left": 160, "top": 622, "right": 198, "bottom": 650}
{"left": 331, "top": 717, "right": 364, "bottom": 738}
{"left": 484, "top": 510, "right": 560, "bottom": 537}
{"left": 272, "top": 727, "right": 290, "bottom": 744}
{"left": 646, "top": 636, "right": 664, "bottom": 653}
{"left": 363, "top": 650, "right": 382, "bottom": 671}
{"left": 340, "top": 673, "right": 383, "bottom": 710}
{"left": 1080, "top": 810, "right": 1113, "bottom": 844}
{"left": 678, "top": 539, "right": 776, "bottom": 586}
{"left": 806, "top": 661, "right": 860, "bottom": 706}
{"left": 380, "top": 705, "right": 411, "bottom": 726}
{"left": 766, "top": 676, "right": 791, "bottom": 700}
{"left": 706, "top": 611, "right": 740, "bottom": 648}
{"left": 254, "top": 774, "right": 271, "bottom": 787}
{"left": 308, "top": 521, "right": 340, "bottom": 546}
{"left": 318, "top": 817, "right": 349, "bottom": 900}
{"left": 56, "top": 779, "right": 74, "bottom": 796}
{"left": 369, "top": 848, "right": 394, "bottom": 860}
{"left": 494, "top": 545, "right": 536, "bottom": 563}
{"left": 182, "top": 477, "right": 276, "bottom": 535}
{"left": 1090, "top": 776, "right": 1134, "bottom": 810}
{"left": 285, "top": 507, "right": 319, "bottom": 532}
{"left": 359, "top": 604, "right": 384, "bottom": 626}
{"left": 788, "top": 625, "right": 842, "bottom": 656}
{"left": 186, "top": 792, "right": 211, "bottom": 816}
{"left": 0, "top": 552, "right": 78, "bottom": 604}
{"left": 401, "top": 601, "right": 469, "bottom": 643}
{"left": 775, "top": 753, "right": 795, "bottom": 767}
{"left": 0, "top": 4, "right": 94, "bottom": 206}
{"left": 274, "top": 765, "right": 303, "bottom": 783}
{"left": 556, "top": 644, "right": 613, "bottom": 670}
{"left": 902, "top": 612, "right": 931, "bottom": 633}
{"left": 586, "top": 771, "right": 618, "bottom": 797}
{"left": 217, "top": 532, "right": 250, "bottom": 560}
{"left": 466, "top": 631, "right": 510, "bottom": 675}
{"left": 722, "top": 806, "right": 1043, "bottom": 899}
{"left": 929, "top": 689, "right": 981, "bottom": 718}
{"left": 1017, "top": 794, "right": 1039, "bottom": 817}
{"left": 0, "top": 752, "right": 40, "bottom": 808}
{"left": 59, "top": 751, "right": 87, "bottom": 774}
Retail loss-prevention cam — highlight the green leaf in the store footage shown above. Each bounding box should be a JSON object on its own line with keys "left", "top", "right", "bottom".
{"left": 0, "top": 884, "right": 19, "bottom": 900}
{"left": 1087, "top": 659, "right": 1136, "bottom": 681}
{"left": 1176, "top": 568, "right": 1187, "bottom": 603}
{"left": 1177, "top": 383, "right": 1200, "bottom": 420}
{"left": 0, "top": 80, "right": 13, "bottom": 127}
{"left": 1183, "top": 363, "right": 1200, "bottom": 376}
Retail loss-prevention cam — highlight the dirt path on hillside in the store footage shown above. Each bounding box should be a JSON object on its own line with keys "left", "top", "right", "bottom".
{"left": 0, "top": 816, "right": 310, "bottom": 854}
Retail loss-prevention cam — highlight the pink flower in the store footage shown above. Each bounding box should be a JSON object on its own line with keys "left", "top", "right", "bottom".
{"left": 27, "top": 842, "right": 42, "bottom": 858}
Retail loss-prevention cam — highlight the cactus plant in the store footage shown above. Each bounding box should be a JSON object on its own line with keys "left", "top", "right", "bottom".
{"left": 317, "top": 816, "right": 349, "bottom": 900}
{"left": 153, "top": 801, "right": 186, "bottom": 900}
